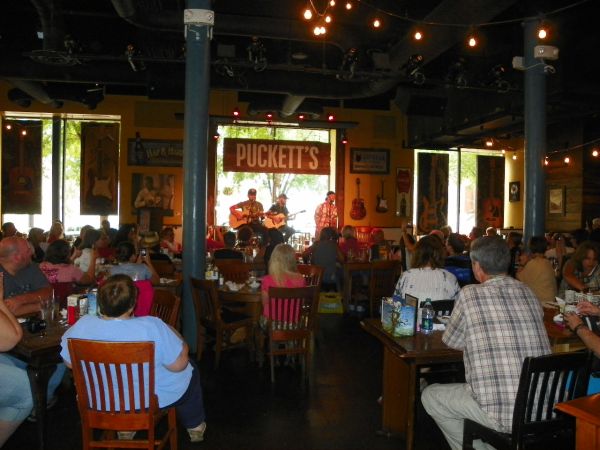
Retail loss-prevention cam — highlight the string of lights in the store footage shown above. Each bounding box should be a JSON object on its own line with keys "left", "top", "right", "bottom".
{"left": 544, "top": 136, "right": 600, "bottom": 165}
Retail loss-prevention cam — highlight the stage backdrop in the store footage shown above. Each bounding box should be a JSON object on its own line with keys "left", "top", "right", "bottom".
{"left": 1, "top": 120, "right": 42, "bottom": 214}
{"left": 477, "top": 155, "right": 505, "bottom": 229}
{"left": 417, "top": 153, "right": 449, "bottom": 234}
{"left": 81, "top": 123, "right": 120, "bottom": 215}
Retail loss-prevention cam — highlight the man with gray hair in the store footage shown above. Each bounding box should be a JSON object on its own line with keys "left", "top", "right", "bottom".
{"left": 421, "top": 236, "right": 551, "bottom": 450}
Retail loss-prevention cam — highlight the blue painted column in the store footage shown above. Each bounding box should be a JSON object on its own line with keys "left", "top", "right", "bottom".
{"left": 523, "top": 19, "right": 547, "bottom": 244}
{"left": 181, "top": 0, "right": 212, "bottom": 350}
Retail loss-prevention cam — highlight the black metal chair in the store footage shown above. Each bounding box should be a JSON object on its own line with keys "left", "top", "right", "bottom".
{"left": 462, "top": 350, "right": 592, "bottom": 450}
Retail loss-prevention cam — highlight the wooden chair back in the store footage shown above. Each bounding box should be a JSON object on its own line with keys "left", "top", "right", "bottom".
{"left": 67, "top": 339, "right": 177, "bottom": 450}
{"left": 189, "top": 277, "right": 254, "bottom": 368}
{"left": 151, "top": 258, "right": 176, "bottom": 277}
{"left": 150, "top": 290, "right": 181, "bottom": 328}
{"left": 368, "top": 260, "right": 400, "bottom": 316}
{"left": 463, "top": 350, "right": 592, "bottom": 450}
{"left": 266, "top": 286, "right": 319, "bottom": 383}
{"left": 297, "top": 264, "right": 324, "bottom": 287}
{"left": 214, "top": 260, "right": 251, "bottom": 283}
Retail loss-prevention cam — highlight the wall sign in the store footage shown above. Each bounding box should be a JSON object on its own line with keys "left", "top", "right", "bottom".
{"left": 350, "top": 148, "right": 390, "bottom": 174}
{"left": 223, "top": 138, "right": 330, "bottom": 174}
{"left": 548, "top": 186, "right": 565, "bottom": 216}
{"left": 127, "top": 138, "right": 183, "bottom": 167}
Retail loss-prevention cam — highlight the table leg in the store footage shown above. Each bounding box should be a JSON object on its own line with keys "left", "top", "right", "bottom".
{"left": 26, "top": 362, "right": 57, "bottom": 450}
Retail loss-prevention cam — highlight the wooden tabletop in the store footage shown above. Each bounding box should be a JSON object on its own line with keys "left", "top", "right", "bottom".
{"left": 555, "top": 394, "right": 600, "bottom": 426}
{"left": 12, "top": 319, "right": 68, "bottom": 362}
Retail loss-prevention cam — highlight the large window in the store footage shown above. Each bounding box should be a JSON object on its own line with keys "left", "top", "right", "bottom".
{"left": 215, "top": 124, "right": 334, "bottom": 234}
{"left": 3, "top": 115, "right": 119, "bottom": 236}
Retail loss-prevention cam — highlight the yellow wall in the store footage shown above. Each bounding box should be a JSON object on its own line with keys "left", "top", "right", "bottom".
{"left": 504, "top": 144, "right": 525, "bottom": 229}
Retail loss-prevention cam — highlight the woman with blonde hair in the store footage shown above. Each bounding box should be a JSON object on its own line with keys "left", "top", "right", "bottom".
{"left": 261, "top": 244, "right": 306, "bottom": 319}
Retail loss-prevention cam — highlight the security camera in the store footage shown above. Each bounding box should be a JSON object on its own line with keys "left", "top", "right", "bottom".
{"left": 534, "top": 45, "right": 559, "bottom": 61}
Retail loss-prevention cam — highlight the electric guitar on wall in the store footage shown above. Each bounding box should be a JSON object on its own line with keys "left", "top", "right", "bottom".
{"left": 350, "top": 178, "right": 367, "bottom": 220}
{"left": 483, "top": 158, "right": 503, "bottom": 228}
{"left": 375, "top": 179, "right": 388, "bottom": 213}
{"left": 263, "top": 210, "right": 306, "bottom": 229}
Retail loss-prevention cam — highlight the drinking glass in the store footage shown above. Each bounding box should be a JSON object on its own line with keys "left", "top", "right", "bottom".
{"left": 39, "top": 295, "right": 55, "bottom": 322}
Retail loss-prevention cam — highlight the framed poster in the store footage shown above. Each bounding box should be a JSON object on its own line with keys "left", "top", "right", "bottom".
{"left": 132, "top": 173, "right": 176, "bottom": 215}
{"left": 395, "top": 167, "right": 412, "bottom": 218}
{"left": 548, "top": 186, "right": 565, "bottom": 215}
{"left": 350, "top": 148, "right": 390, "bottom": 174}
{"left": 509, "top": 181, "right": 520, "bottom": 202}
{"left": 127, "top": 138, "right": 183, "bottom": 167}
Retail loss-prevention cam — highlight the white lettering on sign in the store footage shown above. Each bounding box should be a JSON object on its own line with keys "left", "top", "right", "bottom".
{"left": 234, "top": 143, "right": 320, "bottom": 169}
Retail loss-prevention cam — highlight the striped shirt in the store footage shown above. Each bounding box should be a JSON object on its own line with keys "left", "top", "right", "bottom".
{"left": 394, "top": 267, "right": 460, "bottom": 302}
{"left": 443, "top": 276, "right": 551, "bottom": 431}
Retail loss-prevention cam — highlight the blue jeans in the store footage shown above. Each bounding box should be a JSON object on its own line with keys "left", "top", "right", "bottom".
{"left": 0, "top": 354, "right": 66, "bottom": 403}
{"left": 0, "top": 354, "right": 34, "bottom": 422}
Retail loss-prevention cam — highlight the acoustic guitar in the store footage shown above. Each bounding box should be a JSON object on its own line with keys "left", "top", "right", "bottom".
{"left": 419, "top": 154, "right": 444, "bottom": 233}
{"left": 350, "top": 178, "right": 367, "bottom": 220}
{"left": 263, "top": 210, "right": 306, "bottom": 229}
{"left": 375, "top": 179, "right": 388, "bottom": 213}
{"left": 229, "top": 210, "right": 264, "bottom": 229}
{"left": 483, "top": 158, "right": 503, "bottom": 228}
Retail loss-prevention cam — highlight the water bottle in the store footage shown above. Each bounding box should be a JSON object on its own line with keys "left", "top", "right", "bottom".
{"left": 87, "top": 289, "right": 98, "bottom": 316}
{"left": 421, "top": 298, "right": 434, "bottom": 335}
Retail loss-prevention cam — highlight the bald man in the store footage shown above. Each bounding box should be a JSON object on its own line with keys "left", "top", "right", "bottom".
{"left": 0, "top": 237, "right": 52, "bottom": 317}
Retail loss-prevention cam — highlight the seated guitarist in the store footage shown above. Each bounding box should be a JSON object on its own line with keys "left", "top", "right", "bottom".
{"left": 266, "top": 193, "right": 294, "bottom": 242}
{"left": 230, "top": 188, "right": 265, "bottom": 236}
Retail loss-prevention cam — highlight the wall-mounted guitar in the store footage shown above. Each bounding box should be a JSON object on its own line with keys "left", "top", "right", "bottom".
{"left": 483, "top": 158, "right": 503, "bottom": 228}
{"left": 264, "top": 210, "right": 306, "bottom": 229}
{"left": 9, "top": 127, "right": 34, "bottom": 205}
{"left": 375, "top": 179, "right": 388, "bottom": 213}
{"left": 350, "top": 177, "right": 367, "bottom": 220}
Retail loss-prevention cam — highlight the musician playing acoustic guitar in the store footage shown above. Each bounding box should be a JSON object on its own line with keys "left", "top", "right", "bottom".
{"left": 265, "top": 193, "right": 295, "bottom": 242}
{"left": 229, "top": 188, "right": 265, "bottom": 235}
{"left": 314, "top": 191, "right": 338, "bottom": 240}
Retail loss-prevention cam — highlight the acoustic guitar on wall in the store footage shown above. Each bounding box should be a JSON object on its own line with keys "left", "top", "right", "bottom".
{"left": 375, "top": 179, "right": 388, "bottom": 213}
{"left": 350, "top": 178, "right": 367, "bottom": 220}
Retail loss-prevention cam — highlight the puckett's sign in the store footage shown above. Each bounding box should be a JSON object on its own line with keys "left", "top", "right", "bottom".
{"left": 223, "top": 138, "right": 330, "bottom": 174}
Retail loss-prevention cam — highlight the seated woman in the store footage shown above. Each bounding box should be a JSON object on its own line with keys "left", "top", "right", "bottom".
{"left": 60, "top": 274, "right": 207, "bottom": 443}
{"left": 110, "top": 242, "right": 159, "bottom": 316}
{"left": 40, "top": 239, "right": 96, "bottom": 285}
{"left": 0, "top": 274, "right": 34, "bottom": 447}
{"left": 338, "top": 225, "right": 360, "bottom": 261}
{"left": 517, "top": 236, "right": 557, "bottom": 304}
{"left": 72, "top": 228, "right": 100, "bottom": 272}
{"left": 303, "top": 227, "right": 344, "bottom": 291}
{"left": 261, "top": 244, "right": 306, "bottom": 321}
{"left": 559, "top": 241, "right": 600, "bottom": 297}
{"left": 160, "top": 227, "right": 182, "bottom": 256}
{"left": 394, "top": 235, "right": 460, "bottom": 321}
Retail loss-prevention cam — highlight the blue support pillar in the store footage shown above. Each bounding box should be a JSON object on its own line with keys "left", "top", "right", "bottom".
{"left": 523, "top": 19, "right": 547, "bottom": 244}
{"left": 181, "top": 0, "right": 212, "bottom": 350}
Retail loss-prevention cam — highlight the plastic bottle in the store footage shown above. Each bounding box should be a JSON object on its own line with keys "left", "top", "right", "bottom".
{"left": 421, "top": 298, "right": 434, "bottom": 335}
{"left": 87, "top": 289, "right": 98, "bottom": 316}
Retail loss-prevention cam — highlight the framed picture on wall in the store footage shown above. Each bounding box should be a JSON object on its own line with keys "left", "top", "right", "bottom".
{"left": 509, "top": 181, "right": 520, "bottom": 202}
{"left": 548, "top": 186, "right": 565, "bottom": 215}
{"left": 350, "top": 148, "right": 390, "bottom": 174}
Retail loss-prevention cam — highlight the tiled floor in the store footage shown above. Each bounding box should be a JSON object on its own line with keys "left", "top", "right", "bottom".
{"left": 5, "top": 314, "right": 448, "bottom": 450}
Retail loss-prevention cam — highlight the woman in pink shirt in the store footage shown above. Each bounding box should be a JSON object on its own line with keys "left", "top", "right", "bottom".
{"left": 261, "top": 244, "right": 306, "bottom": 320}
{"left": 40, "top": 239, "right": 96, "bottom": 285}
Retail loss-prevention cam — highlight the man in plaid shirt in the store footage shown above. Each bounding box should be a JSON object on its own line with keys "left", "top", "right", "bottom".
{"left": 314, "top": 191, "right": 338, "bottom": 240}
{"left": 422, "top": 236, "right": 551, "bottom": 450}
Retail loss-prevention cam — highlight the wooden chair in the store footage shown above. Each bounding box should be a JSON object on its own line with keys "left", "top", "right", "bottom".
{"left": 266, "top": 286, "right": 319, "bottom": 383}
{"left": 67, "top": 339, "right": 178, "bottom": 450}
{"left": 368, "top": 260, "right": 400, "bottom": 317}
{"left": 151, "top": 258, "right": 176, "bottom": 277}
{"left": 214, "top": 260, "right": 252, "bottom": 284}
{"left": 190, "top": 277, "right": 254, "bottom": 368}
{"left": 463, "top": 350, "right": 592, "bottom": 450}
{"left": 297, "top": 264, "right": 324, "bottom": 287}
{"left": 150, "top": 290, "right": 181, "bottom": 328}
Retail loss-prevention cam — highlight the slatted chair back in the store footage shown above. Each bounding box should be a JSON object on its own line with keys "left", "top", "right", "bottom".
{"left": 368, "top": 260, "right": 400, "bottom": 316}
{"left": 297, "top": 264, "right": 324, "bottom": 287}
{"left": 67, "top": 339, "right": 177, "bottom": 450}
{"left": 190, "top": 277, "right": 254, "bottom": 368}
{"left": 463, "top": 350, "right": 592, "bottom": 450}
{"left": 150, "top": 290, "right": 181, "bottom": 328}
{"left": 266, "top": 286, "right": 319, "bottom": 383}
{"left": 214, "top": 260, "right": 251, "bottom": 284}
{"left": 151, "top": 258, "right": 176, "bottom": 277}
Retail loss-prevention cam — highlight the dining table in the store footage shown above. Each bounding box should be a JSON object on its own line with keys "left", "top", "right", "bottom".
{"left": 10, "top": 317, "right": 69, "bottom": 450}
{"left": 555, "top": 393, "right": 600, "bottom": 450}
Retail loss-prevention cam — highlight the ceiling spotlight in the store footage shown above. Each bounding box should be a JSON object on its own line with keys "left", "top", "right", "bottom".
{"left": 303, "top": 9, "right": 313, "bottom": 20}
{"left": 468, "top": 35, "right": 477, "bottom": 48}
{"left": 313, "top": 26, "right": 321, "bottom": 36}
{"left": 564, "top": 156, "right": 570, "bottom": 164}
{"left": 512, "top": 152, "right": 517, "bottom": 160}
{"left": 329, "top": 0, "right": 336, "bottom": 5}
{"left": 21, "top": 129, "right": 27, "bottom": 136}
{"left": 325, "top": 15, "right": 332, "bottom": 23}
{"left": 485, "top": 138, "right": 494, "bottom": 147}
{"left": 327, "top": 114, "right": 335, "bottom": 122}
{"left": 345, "top": 2, "right": 352, "bottom": 10}
{"left": 501, "top": 149, "right": 506, "bottom": 154}
{"left": 593, "top": 149, "right": 599, "bottom": 157}
{"left": 5, "top": 124, "right": 12, "bottom": 130}
{"left": 232, "top": 107, "right": 240, "bottom": 118}
{"left": 537, "top": 25, "right": 548, "bottom": 40}
{"left": 373, "top": 18, "right": 381, "bottom": 28}
{"left": 414, "top": 31, "right": 423, "bottom": 41}
{"left": 298, "top": 114, "right": 305, "bottom": 121}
